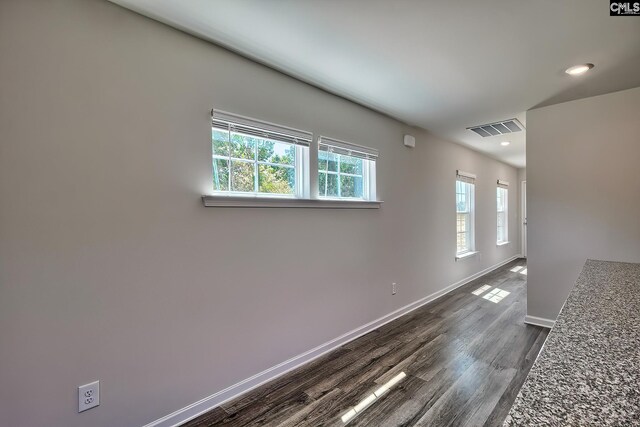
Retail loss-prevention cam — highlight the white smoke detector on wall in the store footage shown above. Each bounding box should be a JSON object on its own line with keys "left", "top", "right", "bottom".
{"left": 403, "top": 134, "right": 416, "bottom": 148}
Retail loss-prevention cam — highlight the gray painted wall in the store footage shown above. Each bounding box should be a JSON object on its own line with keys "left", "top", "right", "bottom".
{"left": 0, "top": 1, "right": 519, "bottom": 426}
{"left": 526, "top": 86, "right": 640, "bottom": 321}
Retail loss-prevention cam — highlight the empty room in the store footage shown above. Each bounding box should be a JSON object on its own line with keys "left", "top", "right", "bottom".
{"left": 1, "top": 1, "right": 639, "bottom": 426}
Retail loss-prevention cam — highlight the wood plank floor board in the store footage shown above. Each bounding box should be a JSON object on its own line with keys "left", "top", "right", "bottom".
{"left": 348, "top": 374, "right": 433, "bottom": 427}
{"left": 412, "top": 361, "right": 516, "bottom": 427}
{"left": 217, "top": 391, "right": 314, "bottom": 427}
{"left": 181, "top": 259, "right": 548, "bottom": 427}
{"left": 443, "top": 364, "right": 516, "bottom": 427}
{"left": 480, "top": 329, "right": 547, "bottom": 427}
{"left": 374, "top": 333, "right": 470, "bottom": 386}
{"left": 308, "top": 318, "right": 453, "bottom": 404}
{"left": 303, "top": 336, "right": 407, "bottom": 400}
{"left": 276, "top": 388, "right": 345, "bottom": 427}
{"left": 182, "top": 407, "right": 230, "bottom": 427}
{"left": 360, "top": 352, "right": 480, "bottom": 427}
{"left": 218, "top": 347, "right": 352, "bottom": 414}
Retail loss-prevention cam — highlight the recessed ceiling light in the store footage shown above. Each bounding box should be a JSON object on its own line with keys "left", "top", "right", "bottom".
{"left": 565, "top": 63, "right": 594, "bottom": 76}
{"left": 500, "top": 141, "right": 510, "bottom": 146}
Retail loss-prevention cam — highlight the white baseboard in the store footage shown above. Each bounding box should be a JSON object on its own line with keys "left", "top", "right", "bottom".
{"left": 524, "top": 315, "right": 555, "bottom": 329}
{"left": 143, "top": 254, "right": 521, "bottom": 427}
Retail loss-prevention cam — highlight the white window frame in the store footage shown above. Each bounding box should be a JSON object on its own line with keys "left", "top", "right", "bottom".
{"left": 211, "top": 110, "right": 311, "bottom": 199}
{"left": 456, "top": 171, "right": 476, "bottom": 258}
{"left": 203, "top": 110, "right": 381, "bottom": 209}
{"left": 317, "top": 136, "right": 377, "bottom": 201}
{"left": 497, "top": 180, "right": 509, "bottom": 245}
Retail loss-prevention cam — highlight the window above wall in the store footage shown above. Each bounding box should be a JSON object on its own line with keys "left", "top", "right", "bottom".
{"left": 317, "top": 136, "right": 377, "bottom": 202}
{"left": 203, "top": 110, "right": 381, "bottom": 208}
{"left": 211, "top": 110, "right": 311, "bottom": 199}
{"left": 456, "top": 170, "right": 476, "bottom": 259}
{"left": 497, "top": 180, "right": 509, "bottom": 245}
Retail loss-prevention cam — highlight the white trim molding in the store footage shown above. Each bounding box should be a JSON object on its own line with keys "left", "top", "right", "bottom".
{"left": 521, "top": 180, "right": 527, "bottom": 258}
{"left": 456, "top": 170, "right": 476, "bottom": 180}
{"left": 143, "top": 254, "right": 521, "bottom": 427}
{"left": 455, "top": 251, "right": 478, "bottom": 261}
{"left": 524, "top": 315, "right": 555, "bottom": 329}
{"left": 202, "top": 196, "right": 382, "bottom": 209}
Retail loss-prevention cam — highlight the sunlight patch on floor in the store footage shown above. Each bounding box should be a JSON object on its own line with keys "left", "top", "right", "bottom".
{"left": 472, "top": 284, "right": 492, "bottom": 295}
{"left": 510, "top": 266, "right": 523, "bottom": 272}
{"left": 482, "top": 288, "right": 510, "bottom": 303}
{"left": 340, "top": 372, "right": 407, "bottom": 424}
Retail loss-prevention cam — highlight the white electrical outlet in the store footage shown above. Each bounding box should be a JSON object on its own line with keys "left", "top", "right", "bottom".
{"left": 78, "top": 381, "right": 100, "bottom": 413}
{"left": 392, "top": 283, "right": 397, "bottom": 295}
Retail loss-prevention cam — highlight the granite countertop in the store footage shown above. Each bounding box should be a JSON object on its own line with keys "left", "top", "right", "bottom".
{"left": 504, "top": 259, "right": 640, "bottom": 426}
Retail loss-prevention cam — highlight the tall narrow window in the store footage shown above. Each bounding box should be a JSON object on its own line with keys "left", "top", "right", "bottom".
{"left": 456, "top": 171, "right": 476, "bottom": 256}
{"left": 318, "top": 136, "right": 377, "bottom": 200}
{"left": 497, "top": 180, "right": 509, "bottom": 244}
{"left": 211, "top": 110, "right": 311, "bottom": 197}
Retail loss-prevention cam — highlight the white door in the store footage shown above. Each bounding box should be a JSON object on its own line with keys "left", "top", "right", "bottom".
{"left": 521, "top": 181, "right": 527, "bottom": 257}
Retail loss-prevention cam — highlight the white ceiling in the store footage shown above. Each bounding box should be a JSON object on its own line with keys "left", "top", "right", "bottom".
{"left": 110, "top": 0, "right": 640, "bottom": 168}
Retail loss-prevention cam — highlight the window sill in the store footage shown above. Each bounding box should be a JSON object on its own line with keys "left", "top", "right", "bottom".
{"left": 455, "top": 251, "right": 478, "bottom": 261}
{"left": 202, "top": 195, "right": 382, "bottom": 209}
{"left": 497, "top": 241, "right": 510, "bottom": 246}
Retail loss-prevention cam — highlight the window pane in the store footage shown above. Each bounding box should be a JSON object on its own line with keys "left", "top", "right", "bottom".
{"left": 318, "top": 143, "right": 376, "bottom": 200}
{"left": 456, "top": 180, "right": 471, "bottom": 213}
{"left": 318, "top": 172, "right": 326, "bottom": 196}
{"left": 497, "top": 188, "right": 505, "bottom": 211}
{"left": 339, "top": 155, "right": 363, "bottom": 175}
{"left": 340, "top": 175, "right": 363, "bottom": 198}
{"left": 318, "top": 151, "right": 338, "bottom": 172}
{"left": 457, "top": 213, "right": 467, "bottom": 233}
{"left": 213, "top": 159, "right": 229, "bottom": 191}
{"left": 258, "top": 164, "right": 294, "bottom": 195}
{"left": 456, "top": 193, "right": 467, "bottom": 212}
{"left": 457, "top": 233, "right": 467, "bottom": 253}
{"left": 318, "top": 155, "right": 327, "bottom": 172}
{"left": 230, "top": 160, "right": 254, "bottom": 192}
{"left": 497, "top": 212, "right": 506, "bottom": 227}
{"left": 212, "top": 128, "right": 230, "bottom": 156}
{"left": 497, "top": 188, "right": 508, "bottom": 243}
{"left": 258, "top": 139, "right": 294, "bottom": 166}
{"left": 319, "top": 172, "right": 339, "bottom": 197}
{"left": 229, "top": 132, "right": 256, "bottom": 160}
{"left": 456, "top": 180, "right": 473, "bottom": 253}
{"left": 457, "top": 212, "right": 471, "bottom": 253}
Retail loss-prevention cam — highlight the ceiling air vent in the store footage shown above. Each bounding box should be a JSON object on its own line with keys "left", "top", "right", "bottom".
{"left": 468, "top": 118, "right": 525, "bottom": 137}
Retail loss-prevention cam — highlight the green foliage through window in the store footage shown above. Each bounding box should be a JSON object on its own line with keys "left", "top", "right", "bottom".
{"left": 212, "top": 127, "right": 296, "bottom": 195}
{"left": 318, "top": 151, "right": 365, "bottom": 199}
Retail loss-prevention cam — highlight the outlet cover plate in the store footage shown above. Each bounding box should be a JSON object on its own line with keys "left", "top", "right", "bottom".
{"left": 78, "top": 381, "right": 100, "bottom": 412}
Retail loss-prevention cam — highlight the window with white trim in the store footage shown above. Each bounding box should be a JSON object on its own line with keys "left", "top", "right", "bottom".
{"left": 318, "top": 136, "right": 377, "bottom": 200}
{"left": 211, "top": 110, "right": 310, "bottom": 197}
{"left": 456, "top": 171, "right": 475, "bottom": 255}
{"left": 497, "top": 181, "right": 509, "bottom": 244}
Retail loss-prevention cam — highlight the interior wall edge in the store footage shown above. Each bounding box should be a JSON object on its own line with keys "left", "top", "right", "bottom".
{"left": 523, "top": 315, "right": 555, "bottom": 329}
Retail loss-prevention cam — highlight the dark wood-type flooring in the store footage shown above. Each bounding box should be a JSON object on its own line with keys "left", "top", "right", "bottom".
{"left": 183, "top": 259, "right": 548, "bottom": 427}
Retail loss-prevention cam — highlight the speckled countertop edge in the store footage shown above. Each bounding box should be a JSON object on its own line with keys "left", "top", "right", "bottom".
{"left": 504, "top": 259, "right": 640, "bottom": 426}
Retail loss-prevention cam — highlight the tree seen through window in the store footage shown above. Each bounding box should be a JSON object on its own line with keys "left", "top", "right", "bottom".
{"left": 212, "top": 128, "right": 296, "bottom": 195}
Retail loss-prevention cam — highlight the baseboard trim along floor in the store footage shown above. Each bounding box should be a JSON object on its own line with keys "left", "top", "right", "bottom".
{"left": 144, "top": 254, "right": 522, "bottom": 427}
{"left": 524, "top": 315, "right": 556, "bottom": 329}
